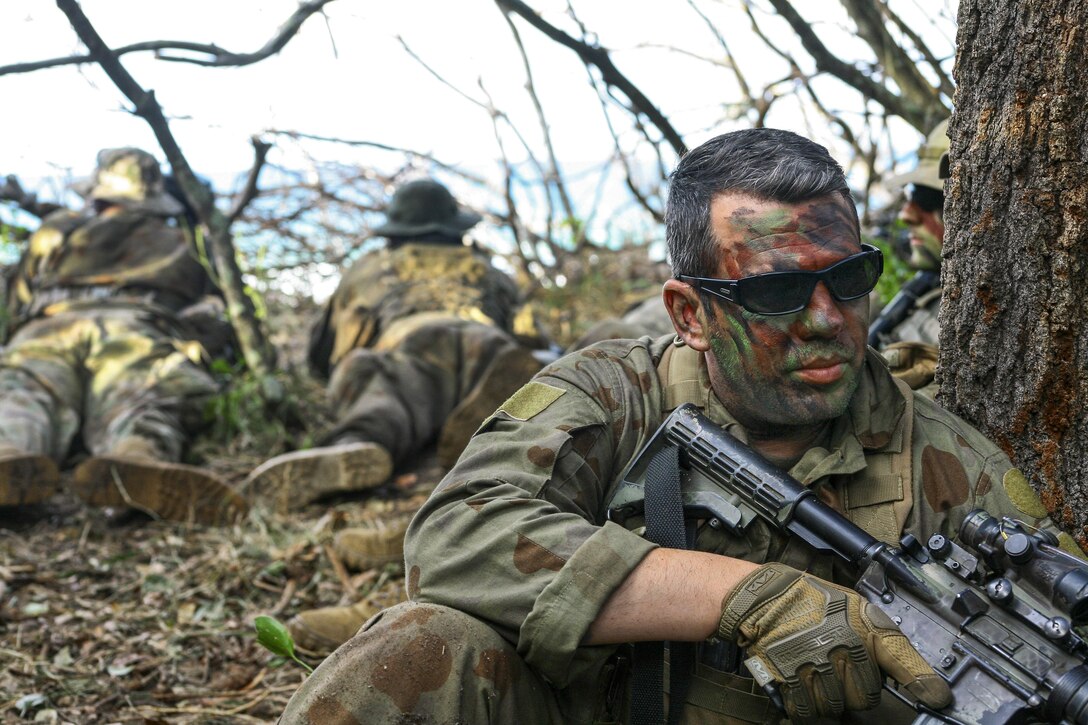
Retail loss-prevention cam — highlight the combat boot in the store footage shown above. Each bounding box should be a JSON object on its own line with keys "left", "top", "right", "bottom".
{"left": 288, "top": 599, "right": 383, "bottom": 653}
{"left": 72, "top": 437, "right": 248, "bottom": 525}
{"left": 0, "top": 444, "right": 60, "bottom": 507}
{"left": 242, "top": 441, "right": 393, "bottom": 514}
{"left": 437, "top": 346, "right": 543, "bottom": 467}
{"left": 333, "top": 515, "right": 414, "bottom": 571}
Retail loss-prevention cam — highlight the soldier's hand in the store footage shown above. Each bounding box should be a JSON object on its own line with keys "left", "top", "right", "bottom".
{"left": 718, "top": 562, "right": 951, "bottom": 722}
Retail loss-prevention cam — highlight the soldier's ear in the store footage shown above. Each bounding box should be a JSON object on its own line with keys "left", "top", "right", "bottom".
{"left": 663, "top": 279, "right": 711, "bottom": 352}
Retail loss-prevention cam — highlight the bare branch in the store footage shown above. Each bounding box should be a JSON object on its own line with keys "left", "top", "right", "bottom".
{"left": 1, "top": 1, "right": 337, "bottom": 77}
{"left": 498, "top": 9, "right": 579, "bottom": 238}
{"left": 0, "top": 175, "right": 63, "bottom": 219}
{"left": 396, "top": 36, "right": 561, "bottom": 245}
{"left": 227, "top": 137, "right": 272, "bottom": 224}
{"left": 496, "top": 0, "right": 687, "bottom": 155}
{"left": 875, "top": 0, "right": 955, "bottom": 102}
{"left": 764, "top": 0, "right": 929, "bottom": 131}
{"left": 264, "top": 130, "right": 491, "bottom": 186}
{"left": 838, "top": 0, "right": 947, "bottom": 129}
{"left": 686, "top": 0, "right": 762, "bottom": 117}
{"left": 585, "top": 68, "right": 664, "bottom": 223}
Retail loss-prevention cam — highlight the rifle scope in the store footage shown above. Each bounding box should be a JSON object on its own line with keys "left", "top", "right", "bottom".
{"left": 959, "top": 509, "right": 1088, "bottom": 625}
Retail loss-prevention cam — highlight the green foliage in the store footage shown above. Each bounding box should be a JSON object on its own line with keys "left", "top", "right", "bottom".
{"left": 254, "top": 615, "right": 313, "bottom": 674}
{"left": 865, "top": 225, "right": 914, "bottom": 305}
{"left": 203, "top": 360, "right": 290, "bottom": 449}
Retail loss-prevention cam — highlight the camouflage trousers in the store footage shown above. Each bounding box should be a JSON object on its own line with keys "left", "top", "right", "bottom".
{"left": 279, "top": 601, "right": 920, "bottom": 725}
{"left": 279, "top": 601, "right": 609, "bottom": 724}
{"left": 0, "top": 306, "right": 217, "bottom": 463}
{"left": 325, "top": 313, "right": 542, "bottom": 466}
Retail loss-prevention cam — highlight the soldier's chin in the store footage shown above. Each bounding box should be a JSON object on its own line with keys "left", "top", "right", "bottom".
{"left": 764, "top": 390, "right": 854, "bottom": 429}
{"left": 798, "top": 376, "right": 857, "bottom": 422}
{"left": 909, "top": 247, "right": 941, "bottom": 270}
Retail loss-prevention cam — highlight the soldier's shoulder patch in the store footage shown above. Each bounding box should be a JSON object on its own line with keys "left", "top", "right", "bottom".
{"left": 499, "top": 381, "right": 566, "bottom": 421}
{"left": 1002, "top": 468, "right": 1049, "bottom": 519}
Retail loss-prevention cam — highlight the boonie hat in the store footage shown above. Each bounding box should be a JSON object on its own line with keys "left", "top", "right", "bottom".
{"left": 83, "top": 147, "right": 184, "bottom": 216}
{"left": 885, "top": 119, "right": 950, "bottom": 191}
{"left": 373, "top": 179, "right": 482, "bottom": 238}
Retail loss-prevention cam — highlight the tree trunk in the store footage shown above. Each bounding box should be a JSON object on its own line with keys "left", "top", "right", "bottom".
{"left": 944, "top": 0, "right": 1088, "bottom": 542}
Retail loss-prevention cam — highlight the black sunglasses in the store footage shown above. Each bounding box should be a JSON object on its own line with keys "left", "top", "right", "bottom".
{"left": 679, "top": 243, "right": 884, "bottom": 316}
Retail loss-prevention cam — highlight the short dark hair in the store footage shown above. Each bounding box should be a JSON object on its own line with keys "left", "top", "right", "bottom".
{"left": 666, "top": 128, "right": 858, "bottom": 278}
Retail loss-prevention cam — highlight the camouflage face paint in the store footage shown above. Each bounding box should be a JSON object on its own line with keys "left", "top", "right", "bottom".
{"left": 703, "top": 194, "right": 868, "bottom": 432}
{"left": 901, "top": 204, "right": 944, "bottom": 271}
{"left": 722, "top": 197, "right": 860, "bottom": 274}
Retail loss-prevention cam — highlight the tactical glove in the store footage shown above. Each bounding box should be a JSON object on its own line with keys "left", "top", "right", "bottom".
{"left": 881, "top": 341, "right": 939, "bottom": 391}
{"left": 718, "top": 562, "right": 951, "bottom": 722}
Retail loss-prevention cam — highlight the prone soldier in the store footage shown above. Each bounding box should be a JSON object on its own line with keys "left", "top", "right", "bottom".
{"left": 0, "top": 148, "right": 246, "bottom": 524}
{"left": 245, "top": 178, "right": 545, "bottom": 649}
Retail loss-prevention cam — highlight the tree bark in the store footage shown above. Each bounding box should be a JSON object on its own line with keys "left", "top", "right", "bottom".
{"left": 944, "top": 0, "right": 1088, "bottom": 541}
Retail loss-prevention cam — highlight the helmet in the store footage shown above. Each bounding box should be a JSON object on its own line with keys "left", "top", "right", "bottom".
{"left": 372, "top": 179, "right": 482, "bottom": 239}
{"left": 885, "top": 119, "right": 950, "bottom": 191}
{"left": 85, "top": 147, "right": 184, "bottom": 216}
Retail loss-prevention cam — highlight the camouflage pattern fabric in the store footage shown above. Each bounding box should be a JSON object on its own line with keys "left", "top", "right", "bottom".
{"left": 308, "top": 241, "right": 541, "bottom": 465}
{"left": 323, "top": 312, "right": 540, "bottom": 465}
{"left": 0, "top": 306, "right": 216, "bottom": 462}
{"left": 0, "top": 207, "right": 218, "bottom": 463}
{"left": 282, "top": 335, "right": 1068, "bottom": 724}
{"left": 7, "top": 209, "right": 210, "bottom": 332}
{"left": 880, "top": 289, "right": 942, "bottom": 396}
{"left": 279, "top": 602, "right": 602, "bottom": 724}
{"left": 880, "top": 288, "right": 941, "bottom": 348}
{"left": 307, "top": 242, "right": 523, "bottom": 378}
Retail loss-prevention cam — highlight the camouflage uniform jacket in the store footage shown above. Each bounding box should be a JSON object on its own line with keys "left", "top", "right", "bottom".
{"left": 6, "top": 208, "right": 211, "bottom": 338}
{"left": 884, "top": 287, "right": 942, "bottom": 347}
{"left": 307, "top": 242, "right": 522, "bottom": 378}
{"left": 405, "top": 335, "right": 1067, "bottom": 689}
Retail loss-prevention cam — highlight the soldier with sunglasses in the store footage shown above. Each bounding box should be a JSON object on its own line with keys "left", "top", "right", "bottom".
{"left": 281, "top": 129, "right": 1073, "bottom": 725}
{"left": 870, "top": 119, "right": 950, "bottom": 395}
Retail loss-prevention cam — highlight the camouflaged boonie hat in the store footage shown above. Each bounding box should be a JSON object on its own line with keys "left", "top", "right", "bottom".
{"left": 373, "top": 179, "right": 482, "bottom": 238}
{"left": 885, "top": 118, "right": 950, "bottom": 192}
{"left": 85, "top": 147, "right": 184, "bottom": 216}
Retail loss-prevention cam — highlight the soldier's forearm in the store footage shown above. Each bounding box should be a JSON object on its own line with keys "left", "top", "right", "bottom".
{"left": 584, "top": 548, "right": 759, "bottom": 645}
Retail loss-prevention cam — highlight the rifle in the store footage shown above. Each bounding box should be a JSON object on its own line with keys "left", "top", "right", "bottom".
{"left": 868, "top": 270, "right": 940, "bottom": 348}
{"left": 607, "top": 404, "right": 1088, "bottom": 724}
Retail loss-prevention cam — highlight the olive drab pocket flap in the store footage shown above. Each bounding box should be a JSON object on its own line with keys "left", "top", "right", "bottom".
{"left": 844, "top": 474, "right": 905, "bottom": 547}
{"left": 843, "top": 473, "right": 903, "bottom": 509}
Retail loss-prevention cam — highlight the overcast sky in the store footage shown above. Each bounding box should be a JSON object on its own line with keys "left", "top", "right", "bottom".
{"left": 0, "top": 0, "right": 954, "bottom": 257}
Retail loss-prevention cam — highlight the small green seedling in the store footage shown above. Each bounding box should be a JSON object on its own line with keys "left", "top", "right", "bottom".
{"left": 254, "top": 615, "right": 313, "bottom": 674}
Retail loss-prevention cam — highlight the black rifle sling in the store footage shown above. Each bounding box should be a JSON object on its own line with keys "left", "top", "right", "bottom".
{"left": 630, "top": 444, "right": 693, "bottom": 725}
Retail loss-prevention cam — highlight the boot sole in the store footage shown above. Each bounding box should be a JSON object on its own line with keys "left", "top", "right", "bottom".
{"left": 73, "top": 456, "right": 247, "bottom": 526}
{"left": 0, "top": 454, "right": 60, "bottom": 507}
{"left": 243, "top": 442, "right": 393, "bottom": 514}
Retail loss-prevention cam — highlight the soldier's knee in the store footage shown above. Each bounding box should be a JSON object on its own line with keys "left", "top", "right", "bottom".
{"left": 281, "top": 602, "right": 549, "bottom": 724}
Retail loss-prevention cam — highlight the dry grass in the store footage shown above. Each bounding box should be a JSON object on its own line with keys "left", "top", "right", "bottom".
{"left": 0, "top": 461, "right": 438, "bottom": 723}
